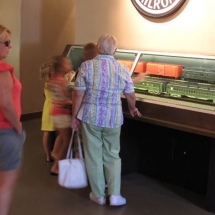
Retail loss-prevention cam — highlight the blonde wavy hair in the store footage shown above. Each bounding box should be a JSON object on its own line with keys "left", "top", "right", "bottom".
{"left": 39, "top": 62, "right": 53, "bottom": 82}
{"left": 0, "top": 25, "right": 11, "bottom": 42}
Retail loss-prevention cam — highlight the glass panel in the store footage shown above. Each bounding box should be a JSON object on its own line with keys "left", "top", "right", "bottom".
{"left": 139, "top": 54, "right": 215, "bottom": 70}
{"left": 114, "top": 51, "right": 138, "bottom": 73}
{"left": 114, "top": 51, "right": 137, "bottom": 61}
{"left": 63, "top": 45, "right": 85, "bottom": 73}
{"left": 62, "top": 45, "right": 215, "bottom": 110}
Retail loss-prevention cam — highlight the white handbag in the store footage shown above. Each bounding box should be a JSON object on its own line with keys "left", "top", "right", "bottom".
{"left": 58, "top": 130, "right": 88, "bottom": 189}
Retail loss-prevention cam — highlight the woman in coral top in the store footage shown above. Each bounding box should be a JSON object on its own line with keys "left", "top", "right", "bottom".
{"left": 0, "top": 25, "right": 26, "bottom": 215}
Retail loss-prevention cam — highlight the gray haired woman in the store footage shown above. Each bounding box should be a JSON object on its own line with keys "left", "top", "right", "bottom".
{"left": 71, "top": 34, "right": 141, "bottom": 206}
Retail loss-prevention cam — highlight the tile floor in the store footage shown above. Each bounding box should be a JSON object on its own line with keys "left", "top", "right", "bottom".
{"left": 8, "top": 119, "right": 212, "bottom": 215}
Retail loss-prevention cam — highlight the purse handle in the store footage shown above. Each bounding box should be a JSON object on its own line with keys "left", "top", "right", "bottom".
{"left": 66, "top": 129, "right": 84, "bottom": 159}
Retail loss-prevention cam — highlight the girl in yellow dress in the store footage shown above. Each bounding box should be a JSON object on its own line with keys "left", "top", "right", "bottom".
{"left": 40, "top": 63, "right": 56, "bottom": 162}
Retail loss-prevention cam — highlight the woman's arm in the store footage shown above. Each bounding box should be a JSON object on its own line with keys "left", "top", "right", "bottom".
{"left": 0, "top": 71, "right": 22, "bottom": 134}
{"left": 132, "top": 73, "right": 146, "bottom": 84}
{"left": 65, "top": 70, "right": 75, "bottom": 83}
{"left": 71, "top": 90, "right": 85, "bottom": 130}
{"left": 124, "top": 92, "right": 142, "bottom": 117}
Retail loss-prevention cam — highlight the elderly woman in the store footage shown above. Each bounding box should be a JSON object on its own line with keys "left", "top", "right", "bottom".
{"left": 0, "top": 25, "right": 25, "bottom": 215}
{"left": 71, "top": 34, "right": 141, "bottom": 206}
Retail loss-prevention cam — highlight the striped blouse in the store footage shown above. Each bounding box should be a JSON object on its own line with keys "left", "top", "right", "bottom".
{"left": 74, "top": 55, "right": 134, "bottom": 128}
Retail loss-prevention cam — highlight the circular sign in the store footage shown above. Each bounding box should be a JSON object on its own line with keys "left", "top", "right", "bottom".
{"left": 131, "top": 0, "right": 186, "bottom": 18}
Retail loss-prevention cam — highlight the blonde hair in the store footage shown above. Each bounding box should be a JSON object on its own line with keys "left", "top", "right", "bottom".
{"left": 97, "top": 34, "right": 118, "bottom": 55}
{"left": 39, "top": 62, "right": 53, "bottom": 81}
{"left": 0, "top": 25, "right": 11, "bottom": 42}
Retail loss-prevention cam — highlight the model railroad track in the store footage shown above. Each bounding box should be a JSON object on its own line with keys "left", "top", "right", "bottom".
{"left": 134, "top": 88, "right": 215, "bottom": 107}
{"left": 134, "top": 74, "right": 215, "bottom": 104}
{"left": 143, "top": 75, "right": 203, "bottom": 84}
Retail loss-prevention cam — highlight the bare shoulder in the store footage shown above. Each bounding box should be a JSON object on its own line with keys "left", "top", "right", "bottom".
{"left": 0, "top": 70, "right": 13, "bottom": 89}
{"left": 44, "top": 81, "right": 51, "bottom": 89}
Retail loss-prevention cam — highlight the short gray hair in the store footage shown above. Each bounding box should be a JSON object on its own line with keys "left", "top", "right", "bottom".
{"left": 97, "top": 34, "right": 118, "bottom": 55}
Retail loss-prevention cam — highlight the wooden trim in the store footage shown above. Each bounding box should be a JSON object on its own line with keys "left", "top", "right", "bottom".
{"left": 122, "top": 98, "right": 215, "bottom": 138}
{"left": 21, "top": 111, "right": 42, "bottom": 121}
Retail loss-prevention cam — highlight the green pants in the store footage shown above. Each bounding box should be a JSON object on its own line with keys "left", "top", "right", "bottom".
{"left": 81, "top": 122, "right": 121, "bottom": 198}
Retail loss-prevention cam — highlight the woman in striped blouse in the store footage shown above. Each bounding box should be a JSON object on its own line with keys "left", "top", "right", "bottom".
{"left": 71, "top": 34, "right": 141, "bottom": 206}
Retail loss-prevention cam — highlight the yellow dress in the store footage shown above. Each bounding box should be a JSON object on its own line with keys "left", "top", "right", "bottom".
{"left": 41, "top": 88, "right": 55, "bottom": 131}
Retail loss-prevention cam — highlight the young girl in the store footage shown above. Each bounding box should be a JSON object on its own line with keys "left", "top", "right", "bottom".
{"left": 40, "top": 62, "right": 56, "bottom": 162}
{"left": 49, "top": 55, "right": 75, "bottom": 175}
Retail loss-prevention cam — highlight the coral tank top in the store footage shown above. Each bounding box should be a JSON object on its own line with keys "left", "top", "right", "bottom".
{"left": 0, "top": 62, "right": 22, "bottom": 128}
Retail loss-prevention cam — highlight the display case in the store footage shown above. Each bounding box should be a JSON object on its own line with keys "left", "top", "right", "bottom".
{"left": 63, "top": 45, "right": 215, "bottom": 212}
{"left": 63, "top": 44, "right": 215, "bottom": 119}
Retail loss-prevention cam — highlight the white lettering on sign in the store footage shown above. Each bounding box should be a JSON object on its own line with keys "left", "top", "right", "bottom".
{"left": 161, "top": 0, "right": 169, "bottom": 8}
{"left": 148, "top": 0, "right": 153, "bottom": 9}
{"left": 141, "top": 0, "right": 175, "bottom": 8}
{"left": 154, "top": 0, "right": 160, "bottom": 9}
{"left": 131, "top": 0, "right": 186, "bottom": 18}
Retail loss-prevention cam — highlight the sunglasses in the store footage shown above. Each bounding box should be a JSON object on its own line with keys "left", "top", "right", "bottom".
{"left": 0, "top": 40, "right": 11, "bottom": 47}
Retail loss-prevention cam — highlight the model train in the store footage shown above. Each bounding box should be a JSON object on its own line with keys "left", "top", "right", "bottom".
{"left": 134, "top": 76, "right": 215, "bottom": 102}
{"left": 118, "top": 60, "right": 215, "bottom": 103}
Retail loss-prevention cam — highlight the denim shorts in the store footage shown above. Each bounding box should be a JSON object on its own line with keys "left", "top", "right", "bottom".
{"left": 0, "top": 129, "right": 26, "bottom": 171}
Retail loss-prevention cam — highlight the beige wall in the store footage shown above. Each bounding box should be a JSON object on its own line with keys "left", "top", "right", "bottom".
{"left": 0, "top": 0, "right": 21, "bottom": 78}
{"left": 2, "top": 0, "right": 215, "bottom": 114}
{"left": 76, "top": 0, "right": 215, "bottom": 56}
{"left": 21, "top": 0, "right": 76, "bottom": 114}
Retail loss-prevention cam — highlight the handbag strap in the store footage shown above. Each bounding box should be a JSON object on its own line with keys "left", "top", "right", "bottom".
{"left": 76, "top": 130, "right": 84, "bottom": 159}
{"left": 66, "top": 129, "right": 84, "bottom": 159}
{"left": 66, "top": 129, "right": 75, "bottom": 159}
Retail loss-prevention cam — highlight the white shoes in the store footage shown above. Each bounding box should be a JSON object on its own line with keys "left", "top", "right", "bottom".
{"left": 89, "top": 192, "right": 126, "bottom": 206}
{"left": 109, "top": 195, "right": 126, "bottom": 206}
{"left": 89, "top": 192, "right": 106, "bottom": 205}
